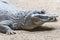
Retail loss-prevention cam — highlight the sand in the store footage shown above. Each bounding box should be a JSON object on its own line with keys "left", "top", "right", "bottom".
{"left": 0, "top": 0, "right": 60, "bottom": 40}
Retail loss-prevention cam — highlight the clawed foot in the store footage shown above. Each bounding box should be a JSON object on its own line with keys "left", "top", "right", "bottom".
{"left": 6, "top": 30, "right": 16, "bottom": 35}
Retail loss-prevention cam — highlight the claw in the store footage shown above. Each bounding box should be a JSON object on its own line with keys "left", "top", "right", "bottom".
{"left": 6, "top": 30, "right": 16, "bottom": 35}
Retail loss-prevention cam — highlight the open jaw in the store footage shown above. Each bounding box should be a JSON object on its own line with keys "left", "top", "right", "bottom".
{"left": 32, "top": 13, "right": 58, "bottom": 22}
{"left": 40, "top": 14, "right": 58, "bottom": 22}
{"left": 38, "top": 17, "right": 57, "bottom": 22}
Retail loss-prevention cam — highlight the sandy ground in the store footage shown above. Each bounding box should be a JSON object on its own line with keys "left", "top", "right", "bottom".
{"left": 0, "top": 0, "right": 60, "bottom": 40}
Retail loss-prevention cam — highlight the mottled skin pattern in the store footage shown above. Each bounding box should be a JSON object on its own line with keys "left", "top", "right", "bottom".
{"left": 0, "top": 0, "right": 58, "bottom": 34}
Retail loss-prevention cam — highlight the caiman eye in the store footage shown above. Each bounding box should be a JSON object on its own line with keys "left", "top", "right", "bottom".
{"left": 36, "top": 12, "right": 45, "bottom": 14}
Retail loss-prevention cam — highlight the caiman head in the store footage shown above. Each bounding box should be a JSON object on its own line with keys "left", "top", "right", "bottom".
{"left": 31, "top": 10, "right": 58, "bottom": 25}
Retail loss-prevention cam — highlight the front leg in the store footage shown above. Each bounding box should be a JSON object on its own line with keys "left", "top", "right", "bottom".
{"left": 0, "top": 20, "right": 16, "bottom": 35}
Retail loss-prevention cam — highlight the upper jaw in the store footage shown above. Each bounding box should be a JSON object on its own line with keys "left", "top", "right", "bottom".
{"left": 41, "top": 13, "right": 58, "bottom": 17}
{"left": 31, "top": 13, "right": 58, "bottom": 18}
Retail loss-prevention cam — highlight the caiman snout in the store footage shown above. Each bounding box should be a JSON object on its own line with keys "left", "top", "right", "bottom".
{"left": 48, "top": 14, "right": 58, "bottom": 22}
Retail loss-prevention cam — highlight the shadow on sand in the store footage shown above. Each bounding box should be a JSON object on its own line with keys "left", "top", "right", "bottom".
{"left": 0, "top": 26, "right": 55, "bottom": 34}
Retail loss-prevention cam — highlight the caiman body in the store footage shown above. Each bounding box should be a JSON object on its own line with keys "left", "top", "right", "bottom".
{"left": 0, "top": 0, "right": 58, "bottom": 34}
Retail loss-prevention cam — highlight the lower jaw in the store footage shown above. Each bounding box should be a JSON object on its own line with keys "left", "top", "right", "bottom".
{"left": 35, "top": 22, "right": 44, "bottom": 26}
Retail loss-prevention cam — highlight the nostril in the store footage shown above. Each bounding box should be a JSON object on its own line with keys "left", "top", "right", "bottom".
{"left": 51, "top": 18, "right": 53, "bottom": 19}
{"left": 54, "top": 18, "right": 57, "bottom": 21}
{"left": 49, "top": 17, "right": 55, "bottom": 22}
